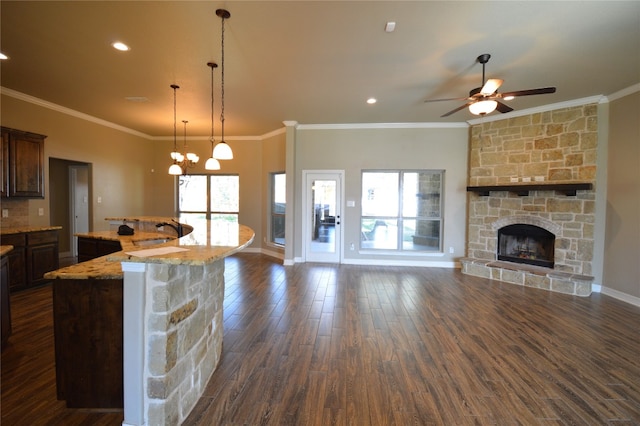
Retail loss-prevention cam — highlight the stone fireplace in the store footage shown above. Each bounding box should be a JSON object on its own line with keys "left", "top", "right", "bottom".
{"left": 461, "top": 104, "right": 598, "bottom": 296}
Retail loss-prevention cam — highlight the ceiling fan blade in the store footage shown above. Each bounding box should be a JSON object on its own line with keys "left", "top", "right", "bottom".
{"left": 441, "top": 102, "right": 473, "bottom": 118}
{"left": 500, "top": 87, "right": 556, "bottom": 98}
{"left": 495, "top": 101, "right": 513, "bottom": 114}
{"left": 481, "top": 79, "right": 503, "bottom": 95}
{"left": 424, "top": 96, "right": 469, "bottom": 103}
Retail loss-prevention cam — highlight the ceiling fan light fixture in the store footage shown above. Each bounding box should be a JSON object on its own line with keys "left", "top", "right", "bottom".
{"left": 469, "top": 100, "right": 498, "bottom": 115}
{"left": 503, "top": 95, "right": 515, "bottom": 101}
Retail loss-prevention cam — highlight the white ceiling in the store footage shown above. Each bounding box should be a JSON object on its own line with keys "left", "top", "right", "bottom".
{"left": 1, "top": 1, "right": 639, "bottom": 138}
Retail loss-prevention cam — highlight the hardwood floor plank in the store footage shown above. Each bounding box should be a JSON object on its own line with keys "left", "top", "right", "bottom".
{"left": 3, "top": 253, "right": 640, "bottom": 425}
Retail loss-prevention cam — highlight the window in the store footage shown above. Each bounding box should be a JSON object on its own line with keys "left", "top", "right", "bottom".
{"left": 178, "top": 174, "right": 239, "bottom": 229}
{"left": 270, "top": 172, "right": 286, "bottom": 246}
{"left": 361, "top": 170, "right": 443, "bottom": 252}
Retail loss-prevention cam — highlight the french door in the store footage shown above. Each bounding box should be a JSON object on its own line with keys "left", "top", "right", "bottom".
{"left": 303, "top": 171, "right": 343, "bottom": 263}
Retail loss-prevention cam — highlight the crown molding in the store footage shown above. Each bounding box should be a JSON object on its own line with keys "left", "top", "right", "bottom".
{"left": 296, "top": 122, "right": 469, "bottom": 130}
{"left": 467, "top": 95, "right": 605, "bottom": 125}
{"left": 605, "top": 83, "right": 640, "bottom": 102}
{"left": 1, "top": 86, "right": 153, "bottom": 139}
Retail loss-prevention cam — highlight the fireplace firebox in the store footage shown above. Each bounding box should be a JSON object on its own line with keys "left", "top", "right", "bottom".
{"left": 497, "top": 224, "right": 555, "bottom": 268}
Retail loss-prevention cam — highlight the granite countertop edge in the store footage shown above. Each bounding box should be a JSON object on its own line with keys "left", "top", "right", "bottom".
{"left": 45, "top": 223, "right": 255, "bottom": 280}
{"left": 1, "top": 226, "right": 63, "bottom": 235}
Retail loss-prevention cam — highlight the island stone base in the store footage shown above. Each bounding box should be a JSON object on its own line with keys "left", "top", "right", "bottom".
{"left": 122, "top": 260, "right": 225, "bottom": 426}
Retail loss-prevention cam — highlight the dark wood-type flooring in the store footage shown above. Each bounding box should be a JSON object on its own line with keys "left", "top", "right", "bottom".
{"left": 2, "top": 253, "right": 640, "bottom": 425}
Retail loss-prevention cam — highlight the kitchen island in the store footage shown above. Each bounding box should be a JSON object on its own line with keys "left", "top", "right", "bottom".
{"left": 45, "top": 217, "right": 254, "bottom": 426}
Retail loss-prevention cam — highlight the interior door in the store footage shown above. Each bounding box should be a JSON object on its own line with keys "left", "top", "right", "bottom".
{"left": 303, "top": 171, "right": 343, "bottom": 263}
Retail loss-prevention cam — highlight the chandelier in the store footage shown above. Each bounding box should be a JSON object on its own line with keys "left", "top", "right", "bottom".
{"left": 168, "top": 85, "right": 199, "bottom": 175}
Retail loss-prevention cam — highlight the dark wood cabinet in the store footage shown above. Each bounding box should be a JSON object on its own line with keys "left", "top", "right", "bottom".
{"left": 2, "top": 233, "right": 27, "bottom": 291}
{"left": 2, "top": 230, "right": 59, "bottom": 292}
{"left": 77, "top": 237, "right": 121, "bottom": 263}
{"left": 1, "top": 131, "right": 8, "bottom": 198}
{"left": 1, "top": 254, "right": 11, "bottom": 349}
{"left": 53, "top": 278, "right": 123, "bottom": 408}
{"left": 26, "top": 231, "right": 59, "bottom": 287}
{"left": 1, "top": 127, "right": 46, "bottom": 198}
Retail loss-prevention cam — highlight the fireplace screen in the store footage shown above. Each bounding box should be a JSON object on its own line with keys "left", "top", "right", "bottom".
{"left": 497, "top": 224, "right": 555, "bottom": 268}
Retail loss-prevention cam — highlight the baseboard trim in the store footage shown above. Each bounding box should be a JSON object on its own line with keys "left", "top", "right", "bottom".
{"left": 600, "top": 287, "right": 640, "bottom": 308}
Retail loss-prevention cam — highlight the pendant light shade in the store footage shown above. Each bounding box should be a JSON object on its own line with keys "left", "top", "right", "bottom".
{"left": 169, "top": 163, "right": 182, "bottom": 175}
{"left": 213, "top": 9, "right": 233, "bottom": 161}
{"left": 213, "top": 141, "right": 233, "bottom": 160}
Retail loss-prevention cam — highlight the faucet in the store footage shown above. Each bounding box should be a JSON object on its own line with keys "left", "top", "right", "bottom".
{"left": 156, "top": 219, "right": 183, "bottom": 238}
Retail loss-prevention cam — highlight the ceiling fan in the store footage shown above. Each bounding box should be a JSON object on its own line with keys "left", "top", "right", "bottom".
{"left": 425, "top": 54, "right": 556, "bottom": 117}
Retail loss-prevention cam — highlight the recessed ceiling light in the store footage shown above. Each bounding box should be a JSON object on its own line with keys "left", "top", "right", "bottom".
{"left": 0, "top": 53, "right": 9, "bottom": 60}
{"left": 125, "top": 96, "right": 149, "bottom": 103}
{"left": 112, "top": 41, "right": 130, "bottom": 51}
{"left": 384, "top": 21, "right": 396, "bottom": 33}
{"left": 367, "top": 98, "right": 377, "bottom": 104}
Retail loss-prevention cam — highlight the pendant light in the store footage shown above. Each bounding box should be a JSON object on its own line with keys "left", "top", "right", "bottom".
{"left": 205, "top": 62, "right": 221, "bottom": 170}
{"left": 212, "top": 9, "right": 233, "bottom": 160}
{"left": 168, "top": 84, "right": 183, "bottom": 175}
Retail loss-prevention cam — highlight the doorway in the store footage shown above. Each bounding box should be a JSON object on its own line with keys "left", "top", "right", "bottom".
{"left": 303, "top": 171, "right": 343, "bottom": 263}
{"left": 49, "top": 158, "right": 91, "bottom": 258}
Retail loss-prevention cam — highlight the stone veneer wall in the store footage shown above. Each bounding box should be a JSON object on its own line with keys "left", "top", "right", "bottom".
{"left": 466, "top": 104, "right": 598, "bottom": 280}
{"left": 144, "top": 260, "right": 225, "bottom": 425}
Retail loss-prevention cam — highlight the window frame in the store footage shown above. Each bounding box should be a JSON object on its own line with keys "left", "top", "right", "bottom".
{"left": 268, "top": 171, "right": 286, "bottom": 247}
{"left": 360, "top": 169, "right": 444, "bottom": 253}
{"left": 176, "top": 174, "right": 240, "bottom": 224}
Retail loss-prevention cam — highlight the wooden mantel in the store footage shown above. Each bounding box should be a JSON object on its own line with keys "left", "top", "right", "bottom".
{"left": 467, "top": 182, "right": 593, "bottom": 197}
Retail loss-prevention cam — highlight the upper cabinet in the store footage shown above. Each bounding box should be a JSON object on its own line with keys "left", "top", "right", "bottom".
{"left": 1, "top": 127, "right": 46, "bottom": 198}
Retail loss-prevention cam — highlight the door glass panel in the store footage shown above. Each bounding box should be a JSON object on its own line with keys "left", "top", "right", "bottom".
{"left": 310, "top": 179, "right": 336, "bottom": 254}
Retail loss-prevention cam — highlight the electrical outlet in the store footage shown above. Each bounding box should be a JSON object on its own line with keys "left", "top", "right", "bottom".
{"left": 2, "top": 209, "right": 8, "bottom": 218}
{"left": 449, "top": 246, "right": 454, "bottom": 254}
{"left": 38, "top": 208, "right": 44, "bottom": 216}
{"left": 522, "top": 177, "right": 532, "bottom": 183}
{"left": 350, "top": 243, "right": 355, "bottom": 251}
{"left": 510, "top": 177, "right": 519, "bottom": 183}
{"left": 534, "top": 176, "right": 545, "bottom": 182}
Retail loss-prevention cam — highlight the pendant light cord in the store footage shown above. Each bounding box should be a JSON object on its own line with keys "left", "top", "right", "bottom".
{"left": 210, "top": 63, "right": 215, "bottom": 148}
{"left": 172, "top": 84, "right": 179, "bottom": 153}
{"left": 220, "top": 15, "right": 226, "bottom": 142}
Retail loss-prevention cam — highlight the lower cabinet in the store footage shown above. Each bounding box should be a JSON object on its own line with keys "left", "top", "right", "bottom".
{"left": 1, "top": 255, "right": 11, "bottom": 349}
{"left": 53, "top": 278, "right": 123, "bottom": 408}
{"left": 77, "top": 237, "right": 121, "bottom": 263}
{"left": 3, "top": 230, "right": 59, "bottom": 292}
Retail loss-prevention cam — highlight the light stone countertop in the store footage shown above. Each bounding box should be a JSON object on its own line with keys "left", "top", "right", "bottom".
{"left": 0, "top": 226, "right": 63, "bottom": 235}
{"left": 0, "top": 245, "right": 14, "bottom": 257}
{"left": 75, "top": 230, "right": 177, "bottom": 251}
{"left": 45, "top": 218, "right": 255, "bottom": 280}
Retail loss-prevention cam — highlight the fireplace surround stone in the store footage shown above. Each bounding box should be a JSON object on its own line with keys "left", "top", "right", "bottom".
{"left": 463, "top": 104, "right": 597, "bottom": 296}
